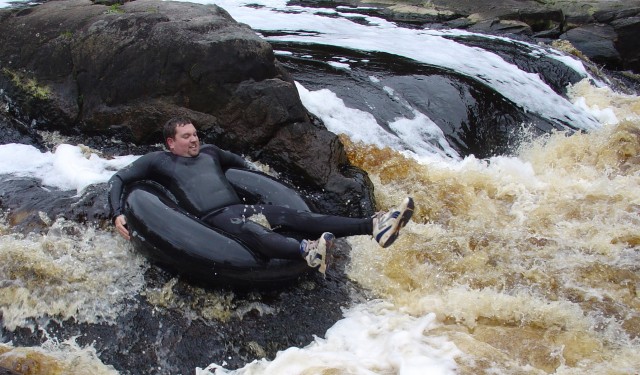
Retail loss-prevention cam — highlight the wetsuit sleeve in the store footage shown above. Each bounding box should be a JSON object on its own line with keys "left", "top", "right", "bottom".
{"left": 107, "top": 154, "right": 156, "bottom": 222}
{"left": 202, "top": 144, "right": 257, "bottom": 170}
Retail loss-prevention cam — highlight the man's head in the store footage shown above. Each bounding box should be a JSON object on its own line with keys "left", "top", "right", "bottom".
{"left": 163, "top": 117, "right": 200, "bottom": 157}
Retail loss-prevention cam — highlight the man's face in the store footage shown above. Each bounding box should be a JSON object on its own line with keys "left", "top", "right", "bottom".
{"left": 167, "top": 123, "right": 200, "bottom": 157}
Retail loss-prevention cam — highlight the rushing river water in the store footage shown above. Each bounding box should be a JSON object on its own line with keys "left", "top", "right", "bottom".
{"left": 1, "top": 0, "right": 640, "bottom": 374}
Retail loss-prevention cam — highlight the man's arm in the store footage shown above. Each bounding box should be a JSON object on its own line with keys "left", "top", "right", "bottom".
{"left": 202, "top": 144, "right": 258, "bottom": 170}
{"left": 108, "top": 153, "right": 156, "bottom": 240}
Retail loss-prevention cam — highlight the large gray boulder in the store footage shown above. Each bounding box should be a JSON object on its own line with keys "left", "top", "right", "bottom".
{"left": 0, "top": 0, "right": 374, "bottom": 216}
{"left": 611, "top": 16, "right": 640, "bottom": 72}
{"left": 560, "top": 24, "right": 621, "bottom": 69}
{"left": 560, "top": 9, "right": 640, "bottom": 72}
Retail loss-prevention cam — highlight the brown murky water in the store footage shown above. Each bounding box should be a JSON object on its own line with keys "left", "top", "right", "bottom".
{"left": 1, "top": 81, "right": 639, "bottom": 374}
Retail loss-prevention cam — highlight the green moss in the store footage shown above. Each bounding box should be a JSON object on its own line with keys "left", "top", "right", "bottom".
{"left": 60, "top": 30, "right": 73, "bottom": 39}
{"left": 2, "top": 68, "right": 51, "bottom": 100}
{"left": 106, "top": 4, "right": 124, "bottom": 14}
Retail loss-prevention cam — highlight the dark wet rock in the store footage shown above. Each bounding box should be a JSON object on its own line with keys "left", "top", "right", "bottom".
{"left": 0, "top": 0, "right": 289, "bottom": 142}
{"left": 443, "top": 33, "right": 585, "bottom": 95}
{"left": 559, "top": 15, "right": 640, "bottom": 72}
{"left": 0, "top": 0, "right": 375, "bottom": 217}
{"left": 611, "top": 16, "right": 640, "bottom": 72}
{"left": 0, "top": 91, "right": 44, "bottom": 147}
{"left": 0, "top": 177, "right": 111, "bottom": 233}
{"left": 593, "top": 7, "right": 640, "bottom": 23}
{"left": 468, "top": 19, "right": 533, "bottom": 36}
{"left": 560, "top": 24, "right": 621, "bottom": 69}
{"left": 0, "top": 114, "right": 39, "bottom": 147}
{"left": 458, "top": 7, "right": 565, "bottom": 37}
{"left": 503, "top": 8, "right": 564, "bottom": 34}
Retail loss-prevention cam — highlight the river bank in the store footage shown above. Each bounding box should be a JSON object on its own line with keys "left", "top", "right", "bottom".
{"left": 300, "top": 0, "right": 640, "bottom": 77}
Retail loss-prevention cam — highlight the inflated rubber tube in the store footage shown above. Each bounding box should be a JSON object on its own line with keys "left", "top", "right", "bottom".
{"left": 123, "top": 168, "right": 313, "bottom": 289}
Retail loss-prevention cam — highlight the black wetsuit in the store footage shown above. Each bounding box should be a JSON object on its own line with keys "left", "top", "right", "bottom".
{"left": 108, "top": 144, "right": 373, "bottom": 259}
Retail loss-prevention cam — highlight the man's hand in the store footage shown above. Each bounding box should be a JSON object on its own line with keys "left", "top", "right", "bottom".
{"left": 114, "top": 214, "right": 131, "bottom": 240}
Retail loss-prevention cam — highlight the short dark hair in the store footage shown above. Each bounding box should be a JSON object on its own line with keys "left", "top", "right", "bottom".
{"left": 163, "top": 117, "right": 193, "bottom": 142}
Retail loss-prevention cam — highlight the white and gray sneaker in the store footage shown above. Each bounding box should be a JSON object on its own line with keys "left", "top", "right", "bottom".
{"left": 373, "top": 197, "right": 414, "bottom": 248}
{"left": 300, "top": 232, "right": 335, "bottom": 275}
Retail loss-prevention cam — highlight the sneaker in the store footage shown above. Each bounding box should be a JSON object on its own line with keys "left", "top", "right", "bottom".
{"left": 373, "top": 197, "right": 414, "bottom": 248}
{"left": 300, "top": 232, "right": 335, "bottom": 275}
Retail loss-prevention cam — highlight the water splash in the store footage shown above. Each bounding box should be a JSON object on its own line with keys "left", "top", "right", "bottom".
{"left": 199, "top": 300, "right": 462, "bottom": 375}
{"left": 0, "top": 218, "right": 148, "bottom": 331}
{"left": 340, "top": 80, "right": 640, "bottom": 373}
{"left": 0, "top": 340, "right": 118, "bottom": 375}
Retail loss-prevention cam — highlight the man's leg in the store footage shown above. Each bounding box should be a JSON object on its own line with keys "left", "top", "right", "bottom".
{"left": 202, "top": 205, "right": 303, "bottom": 260}
{"left": 254, "top": 205, "right": 373, "bottom": 237}
{"left": 203, "top": 205, "right": 336, "bottom": 275}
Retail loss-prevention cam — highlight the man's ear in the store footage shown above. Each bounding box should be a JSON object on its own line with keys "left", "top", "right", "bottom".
{"left": 166, "top": 137, "right": 175, "bottom": 150}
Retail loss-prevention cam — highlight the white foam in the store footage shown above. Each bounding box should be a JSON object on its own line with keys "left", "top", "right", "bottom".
{"left": 273, "top": 50, "right": 292, "bottom": 56}
{"left": 296, "top": 82, "right": 460, "bottom": 161}
{"left": 198, "top": 301, "right": 462, "bottom": 375}
{"left": 327, "top": 61, "right": 351, "bottom": 70}
{"left": 175, "top": 0, "right": 600, "bottom": 131}
{"left": 295, "top": 82, "right": 396, "bottom": 147}
{"left": 0, "top": 144, "right": 139, "bottom": 193}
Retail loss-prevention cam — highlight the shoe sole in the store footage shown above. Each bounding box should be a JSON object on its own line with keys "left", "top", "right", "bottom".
{"left": 317, "top": 232, "right": 335, "bottom": 274}
{"left": 378, "top": 197, "right": 414, "bottom": 248}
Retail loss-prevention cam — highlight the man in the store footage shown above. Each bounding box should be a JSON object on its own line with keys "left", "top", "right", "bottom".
{"left": 109, "top": 117, "right": 414, "bottom": 274}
